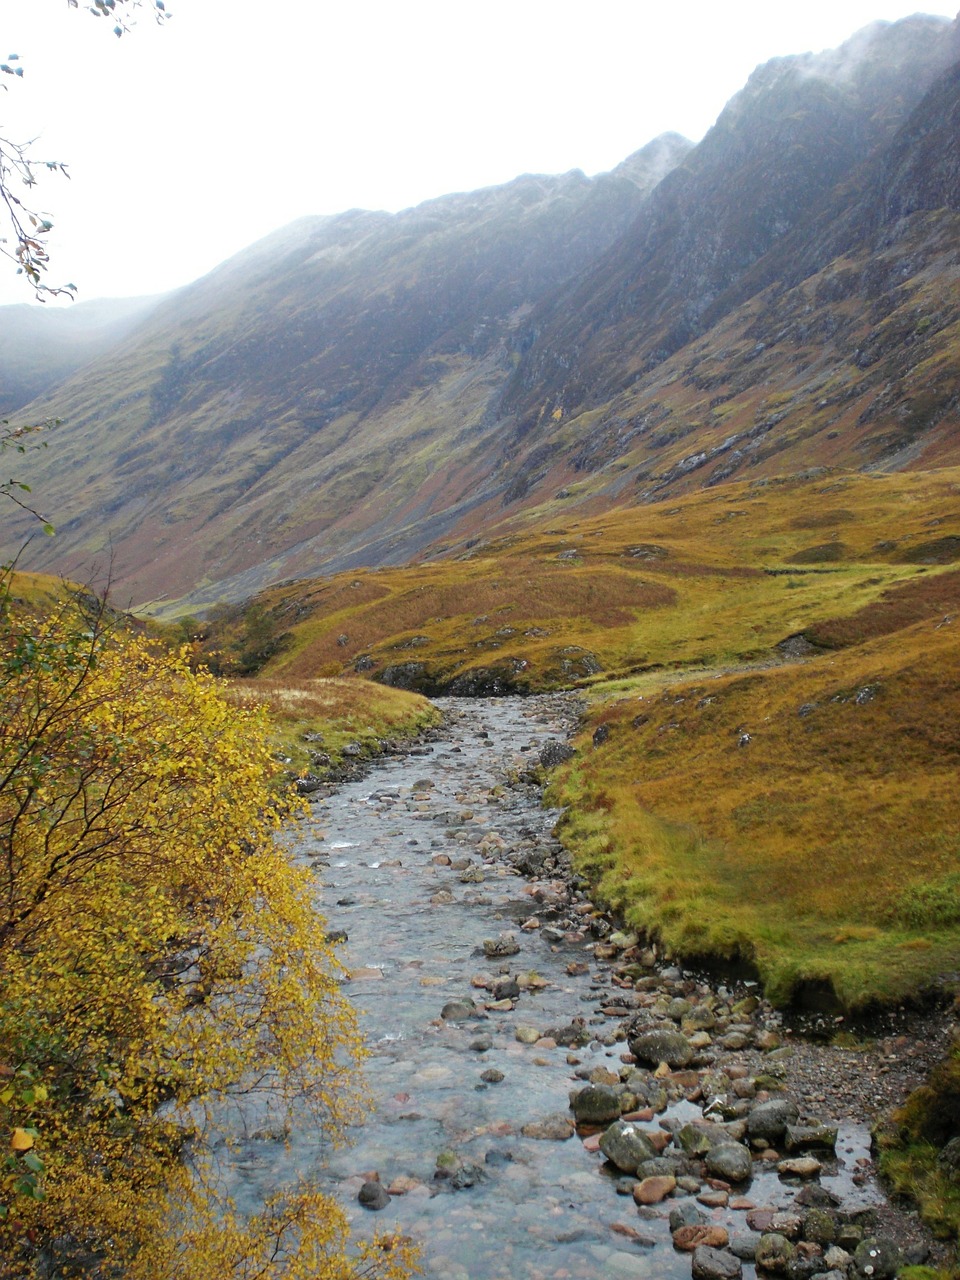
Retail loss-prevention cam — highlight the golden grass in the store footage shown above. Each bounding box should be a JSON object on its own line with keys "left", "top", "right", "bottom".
{"left": 548, "top": 616, "right": 960, "bottom": 1008}
{"left": 226, "top": 676, "right": 441, "bottom": 775}
{"left": 195, "top": 466, "right": 960, "bottom": 1007}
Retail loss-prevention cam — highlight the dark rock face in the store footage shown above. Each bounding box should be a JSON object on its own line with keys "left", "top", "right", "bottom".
{"left": 503, "top": 16, "right": 960, "bottom": 422}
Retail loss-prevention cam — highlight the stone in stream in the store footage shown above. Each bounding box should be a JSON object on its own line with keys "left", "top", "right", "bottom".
{"left": 784, "top": 1122, "right": 838, "bottom": 1152}
{"left": 482, "top": 932, "right": 521, "bottom": 958}
{"left": 480, "top": 1068, "right": 504, "bottom": 1083}
{"left": 440, "top": 998, "right": 482, "bottom": 1021}
{"left": 515, "top": 1025, "right": 541, "bottom": 1044}
{"left": 632, "top": 1174, "right": 676, "bottom": 1204}
{"left": 705, "top": 1142, "right": 753, "bottom": 1183}
{"left": 801, "top": 1208, "right": 837, "bottom": 1246}
{"left": 777, "top": 1156, "right": 822, "bottom": 1179}
{"left": 357, "top": 1180, "right": 390, "bottom": 1210}
{"left": 570, "top": 1082, "right": 622, "bottom": 1124}
{"left": 598, "top": 1119, "right": 659, "bottom": 1173}
{"left": 676, "top": 1121, "right": 729, "bottom": 1156}
{"left": 521, "top": 1113, "right": 575, "bottom": 1140}
{"left": 692, "top": 1245, "right": 743, "bottom": 1280}
{"left": 673, "top": 1225, "right": 730, "bottom": 1252}
{"left": 670, "top": 1202, "right": 705, "bottom": 1233}
{"left": 754, "top": 1233, "right": 795, "bottom": 1272}
{"left": 630, "top": 1026, "right": 694, "bottom": 1068}
{"left": 746, "top": 1098, "right": 799, "bottom": 1143}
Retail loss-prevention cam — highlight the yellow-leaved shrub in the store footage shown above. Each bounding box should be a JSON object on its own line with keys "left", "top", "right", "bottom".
{"left": 0, "top": 591, "right": 415, "bottom": 1279}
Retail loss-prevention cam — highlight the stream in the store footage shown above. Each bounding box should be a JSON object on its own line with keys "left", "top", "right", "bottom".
{"left": 210, "top": 695, "right": 886, "bottom": 1280}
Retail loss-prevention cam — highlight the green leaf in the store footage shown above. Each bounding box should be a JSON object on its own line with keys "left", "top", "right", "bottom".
{"left": 22, "top": 1152, "right": 44, "bottom": 1174}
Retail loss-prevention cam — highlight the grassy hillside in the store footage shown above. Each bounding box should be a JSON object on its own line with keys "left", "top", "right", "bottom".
{"left": 195, "top": 466, "right": 960, "bottom": 1009}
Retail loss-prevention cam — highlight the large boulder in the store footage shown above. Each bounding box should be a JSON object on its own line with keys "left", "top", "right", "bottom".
{"left": 747, "top": 1098, "right": 799, "bottom": 1143}
{"left": 705, "top": 1142, "right": 753, "bottom": 1183}
{"left": 853, "top": 1238, "right": 902, "bottom": 1279}
{"left": 599, "top": 1119, "right": 659, "bottom": 1173}
{"left": 754, "top": 1233, "right": 795, "bottom": 1273}
{"left": 630, "top": 1026, "right": 694, "bottom": 1068}
{"left": 570, "top": 1082, "right": 622, "bottom": 1125}
{"left": 692, "top": 1246, "right": 743, "bottom": 1280}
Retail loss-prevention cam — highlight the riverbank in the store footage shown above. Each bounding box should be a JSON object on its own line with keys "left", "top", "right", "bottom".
{"left": 217, "top": 693, "right": 955, "bottom": 1280}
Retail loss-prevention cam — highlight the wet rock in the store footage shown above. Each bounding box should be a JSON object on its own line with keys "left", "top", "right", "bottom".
{"left": 777, "top": 1156, "right": 821, "bottom": 1180}
{"left": 482, "top": 932, "right": 521, "bottom": 958}
{"left": 673, "top": 1225, "right": 730, "bottom": 1252}
{"left": 729, "top": 1233, "right": 762, "bottom": 1261}
{"left": 692, "top": 1245, "right": 743, "bottom": 1280}
{"left": 784, "top": 1124, "right": 837, "bottom": 1153}
{"left": 747, "top": 1099, "right": 799, "bottom": 1143}
{"left": 801, "top": 1208, "right": 836, "bottom": 1246}
{"left": 705, "top": 1142, "right": 753, "bottom": 1183}
{"left": 521, "top": 1113, "right": 575, "bottom": 1141}
{"left": 670, "top": 1202, "right": 705, "bottom": 1233}
{"left": 769, "top": 1213, "right": 803, "bottom": 1240}
{"left": 358, "top": 1180, "right": 391, "bottom": 1210}
{"left": 676, "top": 1121, "right": 728, "bottom": 1156}
{"left": 515, "top": 1025, "right": 541, "bottom": 1044}
{"left": 599, "top": 1119, "right": 659, "bottom": 1173}
{"left": 631, "top": 1027, "right": 695, "bottom": 1069}
{"left": 852, "top": 1237, "right": 901, "bottom": 1279}
{"left": 469, "top": 1035, "right": 493, "bottom": 1053}
{"left": 440, "top": 998, "right": 480, "bottom": 1021}
{"left": 570, "top": 1082, "right": 622, "bottom": 1124}
{"left": 449, "top": 1163, "right": 486, "bottom": 1190}
{"left": 480, "top": 1068, "right": 504, "bottom": 1084}
{"left": 633, "top": 1174, "right": 676, "bottom": 1204}
{"left": 754, "top": 1233, "right": 795, "bottom": 1273}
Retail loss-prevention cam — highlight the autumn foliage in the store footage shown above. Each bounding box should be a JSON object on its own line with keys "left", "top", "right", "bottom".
{"left": 0, "top": 589, "right": 415, "bottom": 1279}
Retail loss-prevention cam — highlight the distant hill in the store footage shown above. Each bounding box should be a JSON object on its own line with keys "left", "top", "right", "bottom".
{"left": 2, "top": 13, "right": 959, "bottom": 610}
{"left": 0, "top": 294, "right": 164, "bottom": 416}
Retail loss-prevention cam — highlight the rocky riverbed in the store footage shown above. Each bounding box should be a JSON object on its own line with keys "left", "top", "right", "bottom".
{"left": 217, "top": 694, "right": 954, "bottom": 1280}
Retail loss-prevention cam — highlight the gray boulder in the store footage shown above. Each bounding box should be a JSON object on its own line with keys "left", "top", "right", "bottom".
{"left": 570, "top": 1083, "right": 622, "bottom": 1124}
{"left": 358, "top": 1180, "right": 390, "bottom": 1210}
{"left": 630, "top": 1026, "right": 694, "bottom": 1067}
{"left": 784, "top": 1123, "right": 838, "bottom": 1152}
{"left": 705, "top": 1142, "right": 753, "bottom": 1183}
{"left": 692, "top": 1246, "right": 743, "bottom": 1280}
{"left": 598, "top": 1119, "right": 658, "bottom": 1173}
{"left": 853, "top": 1237, "right": 902, "bottom": 1279}
{"left": 747, "top": 1098, "right": 799, "bottom": 1143}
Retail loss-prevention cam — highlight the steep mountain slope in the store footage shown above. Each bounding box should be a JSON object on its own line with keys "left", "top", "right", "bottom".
{"left": 0, "top": 295, "right": 163, "bottom": 416}
{"left": 500, "top": 16, "right": 959, "bottom": 420}
{"left": 2, "top": 138, "right": 688, "bottom": 603}
{"left": 3, "top": 15, "right": 960, "bottom": 610}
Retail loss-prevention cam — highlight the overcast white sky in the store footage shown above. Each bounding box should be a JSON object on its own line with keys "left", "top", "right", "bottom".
{"left": 1, "top": 0, "right": 957, "bottom": 306}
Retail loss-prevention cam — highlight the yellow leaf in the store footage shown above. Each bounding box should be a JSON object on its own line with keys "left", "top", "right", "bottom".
{"left": 10, "top": 1127, "right": 34, "bottom": 1151}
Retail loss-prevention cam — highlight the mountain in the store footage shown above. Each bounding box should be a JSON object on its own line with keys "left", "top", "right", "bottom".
{"left": 0, "top": 294, "right": 163, "bottom": 417}
{"left": 3, "top": 14, "right": 960, "bottom": 611}
{"left": 1, "top": 137, "right": 689, "bottom": 603}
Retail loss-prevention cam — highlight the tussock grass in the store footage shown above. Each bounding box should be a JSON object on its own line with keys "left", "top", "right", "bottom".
{"left": 548, "top": 616, "right": 960, "bottom": 1009}
{"left": 226, "top": 676, "right": 440, "bottom": 775}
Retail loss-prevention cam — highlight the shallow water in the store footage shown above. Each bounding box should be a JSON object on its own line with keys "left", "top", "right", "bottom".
{"left": 212, "top": 696, "right": 882, "bottom": 1280}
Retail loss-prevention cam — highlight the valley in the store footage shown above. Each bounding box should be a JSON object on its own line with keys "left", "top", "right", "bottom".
{"left": 0, "top": 7, "right": 958, "bottom": 1276}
